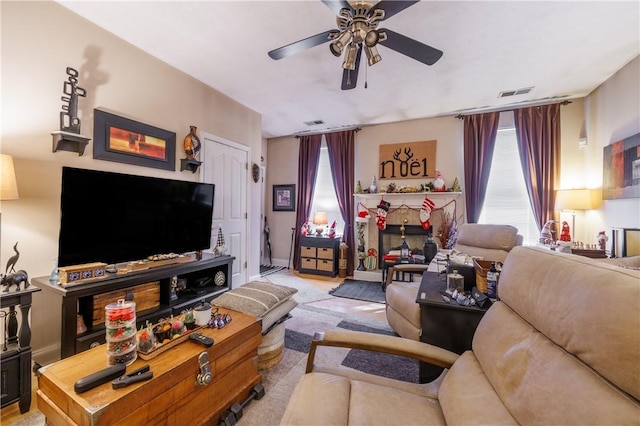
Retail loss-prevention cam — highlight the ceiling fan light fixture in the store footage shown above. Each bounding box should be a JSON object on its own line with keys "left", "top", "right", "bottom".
{"left": 342, "top": 43, "right": 358, "bottom": 70}
{"left": 364, "top": 29, "right": 379, "bottom": 47}
{"left": 330, "top": 30, "right": 352, "bottom": 57}
{"left": 364, "top": 45, "right": 381, "bottom": 66}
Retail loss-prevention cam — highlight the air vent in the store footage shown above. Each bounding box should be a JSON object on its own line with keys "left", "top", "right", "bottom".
{"left": 499, "top": 87, "right": 534, "bottom": 98}
{"left": 303, "top": 119, "right": 325, "bottom": 126}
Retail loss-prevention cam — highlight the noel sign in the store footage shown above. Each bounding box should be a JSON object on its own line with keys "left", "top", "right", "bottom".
{"left": 378, "top": 140, "right": 436, "bottom": 180}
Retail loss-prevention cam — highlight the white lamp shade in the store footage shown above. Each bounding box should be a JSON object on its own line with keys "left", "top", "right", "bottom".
{"left": 313, "top": 212, "right": 328, "bottom": 225}
{"left": 555, "top": 188, "right": 597, "bottom": 211}
{"left": 1, "top": 154, "right": 19, "bottom": 200}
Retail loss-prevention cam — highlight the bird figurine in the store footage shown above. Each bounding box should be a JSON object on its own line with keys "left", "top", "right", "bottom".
{"left": 5, "top": 242, "right": 19, "bottom": 274}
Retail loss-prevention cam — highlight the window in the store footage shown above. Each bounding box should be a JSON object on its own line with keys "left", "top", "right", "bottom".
{"left": 478, "top": 118, "right": 540, "bottom": 245}
{"left": 309, "top": 140, "right": 345, "bottom": 236}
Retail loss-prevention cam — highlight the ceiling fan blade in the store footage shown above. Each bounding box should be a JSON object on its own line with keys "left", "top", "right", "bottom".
{"left": 341, "top": 47, "right": 362, "bottom": 90}
{"left": 268, "top": 30, "right": 336, "bottom": 60}
{"left": 378, "top": 28, "right": 443, "bottom": 65}
{"left": 372, "top": 1, "right": 420, "bottom": 20}
{"left": 321, "top": 0, "right": 353, "bottom": 15}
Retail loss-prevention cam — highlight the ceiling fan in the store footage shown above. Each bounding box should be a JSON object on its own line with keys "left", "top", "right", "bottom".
{"left": 268, "top": 0, "right": 443, "bottom": 90}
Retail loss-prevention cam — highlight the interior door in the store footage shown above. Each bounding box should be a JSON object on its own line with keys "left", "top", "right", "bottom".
{"left": 201, "top": 134, "right": 248, "bottom": 288}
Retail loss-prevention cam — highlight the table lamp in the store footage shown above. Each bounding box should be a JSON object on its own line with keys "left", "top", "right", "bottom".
{"left": 1, "top": 154, "right": 19, "bottom": 202}
{"left": 555, "top": 188, "right": 598, "bottom": 241}
{"left": 313, "top": 212, "right": 328, "bottom": 236}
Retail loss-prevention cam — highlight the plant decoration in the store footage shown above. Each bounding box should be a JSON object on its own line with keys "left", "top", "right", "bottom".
{"left": 183, "top": 309, "right": 196, "bottom": 330}
{"left": 437, "top": 208, "right": 459, "bottom": 250}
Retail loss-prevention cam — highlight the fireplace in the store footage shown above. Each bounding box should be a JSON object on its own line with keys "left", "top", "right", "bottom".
{"left": 378, "top": 225, "right": 431, "bottom": 265}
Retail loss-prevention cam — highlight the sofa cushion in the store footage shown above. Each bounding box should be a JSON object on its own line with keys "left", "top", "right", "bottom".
{"left": 385, "top": 280, "right": 422, "bottom": 340}
{"left": 471, "top": 246, "right": 640, "bottom": 424}
{"left": 455, "top": 223, "right": 520, "bottom": 251}
{"left": 280, "top": 372, "right": 446, "bottom": 426}
{"left": 212, "top": 281, "right": 297, "bottom": 317}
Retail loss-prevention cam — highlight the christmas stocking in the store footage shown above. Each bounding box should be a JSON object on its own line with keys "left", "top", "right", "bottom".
{"left": 420, "top": 196, "right": 435, "bottom": 231}
{"left": 376, "top": 199, "right": 390, "bottom": 231}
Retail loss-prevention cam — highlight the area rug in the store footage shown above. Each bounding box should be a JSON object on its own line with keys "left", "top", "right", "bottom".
{"left": 260, "top": 264, "right": 286, "bottom": 277}
{"left": 329, "top": 278, "right": 386, "bottom": 303}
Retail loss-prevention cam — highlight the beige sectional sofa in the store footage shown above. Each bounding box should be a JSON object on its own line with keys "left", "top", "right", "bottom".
{"left": 281, "top": 246, "right": 640, "bottom": 425}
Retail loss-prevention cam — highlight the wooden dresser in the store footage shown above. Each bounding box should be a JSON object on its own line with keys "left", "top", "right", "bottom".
{"left": 299, "top": 236, "right": 340, "bottom": 277}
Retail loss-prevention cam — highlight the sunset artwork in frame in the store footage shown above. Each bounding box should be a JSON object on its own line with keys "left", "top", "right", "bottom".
{"left": 93, "top": 109, "right": 176, "bottom": 171}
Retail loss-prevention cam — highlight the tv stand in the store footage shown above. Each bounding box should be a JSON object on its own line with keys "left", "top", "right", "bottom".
{"left": 31, "top": 253, "right": 233, "bottom": 362}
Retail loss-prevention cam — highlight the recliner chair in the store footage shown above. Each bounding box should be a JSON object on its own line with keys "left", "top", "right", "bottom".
{"left": 385, "top": 223, "right": 522, "bottom": 340}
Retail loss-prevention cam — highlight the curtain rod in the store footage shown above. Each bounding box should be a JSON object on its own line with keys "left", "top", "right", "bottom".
{"left": 294, "top": 126, "right": 361, "bottom": 138}
{"left": 454, "top": 100, "right": 572, "bottom": 119}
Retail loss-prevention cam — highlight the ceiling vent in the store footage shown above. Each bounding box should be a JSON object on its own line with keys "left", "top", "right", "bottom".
{"left": 499, "top": 87, "right": 534, "bottom": 98}
{"left": 304, "top": 119, "right": 325, "bottom": 126}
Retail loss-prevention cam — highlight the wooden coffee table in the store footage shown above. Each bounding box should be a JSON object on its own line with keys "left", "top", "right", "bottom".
{"left": 37, "top": 308, "right": 262, "bottom": 426}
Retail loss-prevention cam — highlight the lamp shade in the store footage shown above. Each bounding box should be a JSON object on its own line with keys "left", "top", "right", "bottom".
{"left": 313, "top": 212, "right": 328, "bottom": 225}
{"left": 555, "top": 189, "right": 595, "bottom": 211}
{"left": 1, "top": 154, "right": 19, "bottom": 200}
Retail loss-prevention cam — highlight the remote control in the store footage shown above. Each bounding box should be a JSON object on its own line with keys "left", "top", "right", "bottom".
{"left": 74, "top": 363, "right": 126, "bottom": 393}
{"left": 189, "top": 333, "right": 214, "bottom": 347}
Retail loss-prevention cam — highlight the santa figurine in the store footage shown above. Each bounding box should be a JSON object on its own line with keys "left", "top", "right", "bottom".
{"left": 432, "top": 169, "right": 446, "bottom": 192}
{"left": 539, "top": 220, "right": 556, "bottom": 245}
{"left": 559, "top": 221, "right": 571, "bottom": 242}
{"left": 597, "top": 231, "right": 608, "bottom": 250}
{"left": 300, "top": 221, "right": 309, "bottom": 237}
{"left": 328, "top": 220, "right": 336, "bottom": 238}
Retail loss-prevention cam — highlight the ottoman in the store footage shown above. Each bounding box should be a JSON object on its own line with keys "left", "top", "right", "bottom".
{"left": 212, "top": 281, "right": 298, "bottom": 369}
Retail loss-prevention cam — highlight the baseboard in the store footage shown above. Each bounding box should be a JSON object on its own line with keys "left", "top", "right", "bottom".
{"left": 33, "top": 344, "right": 61, "bottom": 368}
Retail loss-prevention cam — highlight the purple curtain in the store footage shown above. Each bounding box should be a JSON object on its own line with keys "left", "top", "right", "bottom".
{"left": 325, "top": 130, "right": 356, "bottom": 276}
{"left": 513, "top": 103, "right": 561, "bottom": 230}
{"left": 293, "top": 134, "right": 322, "bottom": 270}
{"left": 463, "top": 112, "right": 500, "bottom": 223}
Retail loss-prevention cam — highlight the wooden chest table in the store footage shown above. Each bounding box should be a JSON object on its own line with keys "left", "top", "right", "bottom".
{"left": 37, "top": 308, "right": 261, "bottom": 425}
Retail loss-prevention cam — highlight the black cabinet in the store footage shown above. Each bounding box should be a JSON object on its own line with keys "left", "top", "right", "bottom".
{"left": 416, "top": 272, "right": 486, "bottom": 383}
{"left": 299, "top": 236, "right": 340, "bottom": 277}
{"left": 31, "top": 254, "right": 233, "bottom": 361}
{"left": 1, "top": 287, "right": 40, "bottom": 414}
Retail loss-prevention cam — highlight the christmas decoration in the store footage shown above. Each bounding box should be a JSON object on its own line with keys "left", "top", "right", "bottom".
{"left": 539, "top": 220, "right": 556, "bottom": 245}
{"left": 355, "top": 209, "right": 370, "bottom": 223}
{"left": 597, "top": 231, "right": 608, "bottom": 250}
{"left": 559, "top": 221, "right": 571, "bottom": 242}
{"left": 433, "top": 169, "right": 446, "bottom": 192}
{"left": 419, "top": 196, "right": 436, "bottom": 231}
{"left": 328, "top": 220, "right": 336, "bottom": 238}
{"left": 300, "top": 221, "right": 309, "bottom": 237}
{"left": 355, "top": 180, "right": 363, "bottom": 194}
{"left": 452, "top": 177, "right": 462, "bottom": 192}
{"left": 213, "top": 225, "right": 227, "bottom": 256}
{"left": 369, "top": 175, "right": 377, "bottom": 193}
{"left": 376, "top": 199, "right": 390, "bottom": 231}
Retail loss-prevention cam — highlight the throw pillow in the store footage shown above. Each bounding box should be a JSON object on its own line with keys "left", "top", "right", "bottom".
{"left": 212, "top": 281, "right": 298, "bottom": 317}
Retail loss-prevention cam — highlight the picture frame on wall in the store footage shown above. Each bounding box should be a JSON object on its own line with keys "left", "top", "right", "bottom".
{"left": 603, "top": 132, "right": 639, "bottom": 200}
{"left": 93, "top": 109, "right": 176, "bottom": 171}
{"left": 273, "top": 184, "right": 295, "bottom": 211}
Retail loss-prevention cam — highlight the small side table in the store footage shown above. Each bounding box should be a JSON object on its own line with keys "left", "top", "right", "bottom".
{"left": 1, "top": 286, "right": 40, "bottom": 414}
{"left": 416, "top": 272, "right": 486, "bottom": 383}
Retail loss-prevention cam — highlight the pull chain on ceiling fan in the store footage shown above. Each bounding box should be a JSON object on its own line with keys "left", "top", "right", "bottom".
{"left": 268, "top": 0, "right": 443, "bottom": 91}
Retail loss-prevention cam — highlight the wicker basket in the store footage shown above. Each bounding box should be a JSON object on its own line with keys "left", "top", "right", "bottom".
{"left": 473, "top": 259, "right": 494, "bottom": 294}
{"left": 258, "top": 323, "right": 285, "bottom": 370}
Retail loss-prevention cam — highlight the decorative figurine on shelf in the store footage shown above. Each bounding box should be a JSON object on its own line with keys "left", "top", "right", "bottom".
{"left": 183, "top": 126, "right": 201, "bottom": 160}
{"left": 539, "top": 220, "right": 557, "bottom": 245}
{"left": 597, "top": 231, "right": 608, "bottom": 251}
{"left": 60, "top": 67, "right": 86, "bottom": 134}
{"left": 452, "top": 177, "right": 462, "bottom": 192}
{"left": 328, "top": 220, "right": 336, "bottom": 238}
{"left": 300, "top": 221, "right": 309, "bottom": 237}
{"left": 1, "top": 242, "right": 30, "bottom": 292}
{"left": 376, "top": 199, "right": 390, "bottom": 231}
{"left": 213, "top": 225, "right": 227, "bottom": 256}
{"left": 369, "top": 175, "right": 377, "bottom": 193}
{"left": 355, "top": 180, "right": 363, "bottom": 194}
{"left": 559, "top": 221, "right": 572, "bottom": 242}
{"left": 432, "top": 169, "right": 446, "bottom": 192}
{"left": 355, "top": 209, "right": 370, "bottom": 271}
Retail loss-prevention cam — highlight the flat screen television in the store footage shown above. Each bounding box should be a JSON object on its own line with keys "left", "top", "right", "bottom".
{"left": 58, "top": 167, "right": 215, "bottom": 267}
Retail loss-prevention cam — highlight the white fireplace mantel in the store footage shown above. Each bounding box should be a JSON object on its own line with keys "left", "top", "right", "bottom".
{"left": 354, "top": 192, "right": 462, "bottom": 209}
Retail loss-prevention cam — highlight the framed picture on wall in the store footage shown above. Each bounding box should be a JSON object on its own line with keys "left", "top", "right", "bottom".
{"left": 273, "top": 184, "right": 295, "bottom": 211}
{"left": 93, "top": 109, "right": 176, "bottom": 171}
{"left": 603, "top": 132, "right": 639, "bottom": 200}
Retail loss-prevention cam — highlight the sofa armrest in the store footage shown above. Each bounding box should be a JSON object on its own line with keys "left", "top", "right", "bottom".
{"left": 305, "top": 330, "right": 459, "bottom": 373}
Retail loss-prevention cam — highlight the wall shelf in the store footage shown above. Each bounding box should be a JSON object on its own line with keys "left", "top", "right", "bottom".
{"left": 180, "top": 158, "right": 202, "bottom": 173}
{"left": 51, "top": 131, "right": 90, "bottom": 156}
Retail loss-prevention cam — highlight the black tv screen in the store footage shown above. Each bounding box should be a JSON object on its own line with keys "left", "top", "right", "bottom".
{"left": 58, "top": 167, "right": 215, "bottom": 267}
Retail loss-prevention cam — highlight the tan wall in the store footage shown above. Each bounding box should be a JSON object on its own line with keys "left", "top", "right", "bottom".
{"left": 0, "top": 1, "right": 262, "bottom": 362}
